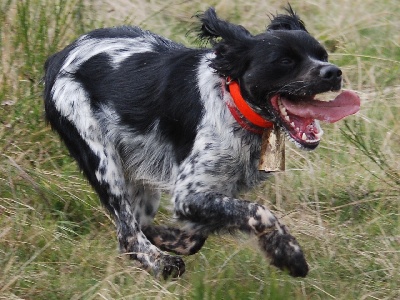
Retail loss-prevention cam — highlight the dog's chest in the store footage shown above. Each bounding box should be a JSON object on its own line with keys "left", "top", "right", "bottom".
{"left": 183, "top": 124, "right": 264, "bottom": 196}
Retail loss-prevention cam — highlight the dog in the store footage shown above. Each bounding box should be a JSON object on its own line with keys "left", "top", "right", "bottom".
{"left": 43, "top": 6, "right": 360, "bottom": 279}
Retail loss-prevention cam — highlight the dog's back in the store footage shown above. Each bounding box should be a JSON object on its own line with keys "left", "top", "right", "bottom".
{"left": 45, "top": 27, "right": 204, "bottom": 185}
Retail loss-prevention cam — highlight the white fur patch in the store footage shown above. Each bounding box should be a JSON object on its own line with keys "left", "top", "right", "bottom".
{"left": 62, "top": 36, "right": 155, "bottom": 72}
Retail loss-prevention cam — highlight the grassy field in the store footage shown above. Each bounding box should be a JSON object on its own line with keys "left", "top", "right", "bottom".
{"left": 0, "top": 0, "right": 399, "bottom": 299}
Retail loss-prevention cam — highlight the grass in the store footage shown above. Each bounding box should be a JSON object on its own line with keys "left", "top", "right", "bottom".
{"left": 0, "top": 0, "right": 399, "bottom": 299}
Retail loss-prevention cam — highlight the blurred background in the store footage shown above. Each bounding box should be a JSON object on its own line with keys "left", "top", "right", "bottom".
{"left": 0, "top": 0, "right": 399, "bottom": 299}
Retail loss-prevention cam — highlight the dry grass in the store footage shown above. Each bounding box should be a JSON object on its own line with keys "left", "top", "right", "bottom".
{"left": 1, "top": 0, "right": 399, "bottom": 299}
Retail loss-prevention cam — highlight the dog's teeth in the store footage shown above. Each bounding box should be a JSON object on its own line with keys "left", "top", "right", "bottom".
{"left": 302, "top": 133, "right": 307, "bottom": 141}
{"left": 296, "top": 127, "right": 300, "bottom": 132}
{"left": 278, "top": 98, "right": 288, "bottom": 117}
{"left": 315, "top": 129, "right": 324, "bottom": 139}
{"left": 290, "top": 122, "right": 295, "bottom": 128}
{"left": 285, "top": 116, "right": 290, "bottom": 122}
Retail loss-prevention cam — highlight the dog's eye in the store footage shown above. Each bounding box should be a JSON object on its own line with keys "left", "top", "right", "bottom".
{"left": 322, "top": 54, "right": 329, "bottom": 62}
{"left": 279, "top": 58, "right": 294, "bottom": 65}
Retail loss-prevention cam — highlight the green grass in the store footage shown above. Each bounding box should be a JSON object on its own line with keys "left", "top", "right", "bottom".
{"left": 1, "top": 0, "right": 399, "bottom": 299}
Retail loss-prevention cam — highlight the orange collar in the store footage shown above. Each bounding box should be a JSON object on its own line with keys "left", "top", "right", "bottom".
{"left": 226, "top": 78, "right": 274, "bottom": 134}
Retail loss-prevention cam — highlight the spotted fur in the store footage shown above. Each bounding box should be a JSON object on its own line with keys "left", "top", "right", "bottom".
{"left": 42, "top": 6, "right": 343, "bottom": 279}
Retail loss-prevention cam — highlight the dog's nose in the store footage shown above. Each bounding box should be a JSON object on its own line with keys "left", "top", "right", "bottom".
{"left": 319, "top": 65, "right": 342, "bottom": 81}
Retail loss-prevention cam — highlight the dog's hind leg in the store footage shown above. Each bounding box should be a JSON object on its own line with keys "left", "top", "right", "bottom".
{"left": 61, "top": 132, "right": 183, "bottom": 278}
{"left": 45, "top": 102, "right": 184, "bottom": 279}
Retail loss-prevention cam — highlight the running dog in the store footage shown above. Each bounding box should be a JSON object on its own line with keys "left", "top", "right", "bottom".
{"left": 43, "top": 6, "right": 360, "bottom": 279}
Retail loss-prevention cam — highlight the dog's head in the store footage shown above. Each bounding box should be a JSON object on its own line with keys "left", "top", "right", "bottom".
{"left": 199, "top": 6, "right": 360, "bottom": 150}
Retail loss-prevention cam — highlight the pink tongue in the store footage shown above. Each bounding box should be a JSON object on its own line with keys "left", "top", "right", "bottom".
{"left": 281, "top": 90, "right": 361, "bottom": 123}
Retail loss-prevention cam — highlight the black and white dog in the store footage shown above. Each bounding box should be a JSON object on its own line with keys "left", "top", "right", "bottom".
{"left": 44, "top": 7, "right": 360, "bottom": 279}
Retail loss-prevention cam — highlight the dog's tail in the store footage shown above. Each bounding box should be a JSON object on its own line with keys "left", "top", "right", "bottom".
{"left": 43, "top": 51, "right": 64, "bottom": 105}
{"left": 43, "top": 43, "right": 77, "bottom": 125}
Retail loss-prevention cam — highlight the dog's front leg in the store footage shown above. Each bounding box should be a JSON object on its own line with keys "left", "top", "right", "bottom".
{"left": 173, "top": 190, "right": 308, "bottom": 277}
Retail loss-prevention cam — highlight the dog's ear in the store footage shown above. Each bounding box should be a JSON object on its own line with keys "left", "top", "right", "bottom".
{"left": 267, "top": 4, "right": 308, "bottom": 32}
{"left": 198, "top": 7, "right": 252, "bottom": 43}
{"left": 198, "top": 8, "right": 254, "bottom": 78}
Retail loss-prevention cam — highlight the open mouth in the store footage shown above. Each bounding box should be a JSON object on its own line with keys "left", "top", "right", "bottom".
{"left": 270, "top": 90, "right": 361, "bottom": 149}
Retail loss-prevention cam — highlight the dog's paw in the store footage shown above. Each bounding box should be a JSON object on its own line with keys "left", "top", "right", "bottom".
{"left": 154, "top": 255, "right": 186, "bottom": 280}
{"left": 142, "top": 225, "right": 207, "bottom": 255}
{"left": 259, "top": 230, "right": 309, "bottom": 277}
